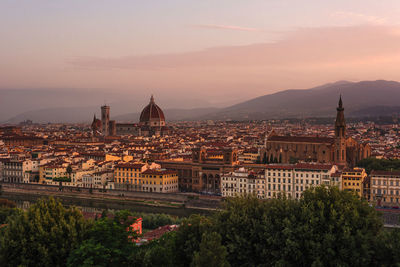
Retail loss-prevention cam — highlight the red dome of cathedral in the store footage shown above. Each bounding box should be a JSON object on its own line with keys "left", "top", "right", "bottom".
{"left": 139, "top": 95, "right": 166, "bottom": 127}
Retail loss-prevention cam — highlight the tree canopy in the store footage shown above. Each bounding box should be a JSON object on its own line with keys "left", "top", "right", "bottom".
{"left": 213, "top": 186, "right": 386, "bottom": 266}
{"left": 0, "top": 197, "right": 90, "bottom": 267}
{"left": 1, "top": 186, "right": 400, "bottom": 266}
{"left": 67, "top": 210, "right": 139, "bottom": 267}
{"left": 357, "top": 157, "right": 400, "bottom": 174}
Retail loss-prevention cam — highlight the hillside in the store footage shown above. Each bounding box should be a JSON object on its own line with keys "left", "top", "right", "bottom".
{"left": 198, "top": 80, "right": 400, "bottom": 120}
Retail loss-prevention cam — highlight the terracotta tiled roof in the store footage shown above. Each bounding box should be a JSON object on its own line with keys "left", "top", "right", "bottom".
{"left": 115, "top": 162, "right": 145, "bottom": 169}
{"left": 294, "top": 163, "right": 334, "bottom": 170}
{"left": 371, "top": 170, "right": 400, "bottom": 177}
{"left": 142, "top": 169, "right": 177, "bottom": 175}
{"left": 265, "top": 164, "right": 294, "bottom": 170}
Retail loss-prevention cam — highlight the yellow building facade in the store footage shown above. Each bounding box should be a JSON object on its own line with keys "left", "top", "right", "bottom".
{"left": 342, "top": 167, "right": 367, "bottom": 197}
{"left": 141, "top": 169, "right": 178, "bottom": 193}
{"left": 113, "top": 162, "right": 147, "bottom": 190}
{"left": 39, "top": 164, "right": 67, "bottom": 184}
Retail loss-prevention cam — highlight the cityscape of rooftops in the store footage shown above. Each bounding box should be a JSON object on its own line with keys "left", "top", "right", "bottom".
{"left": 1, "top": 1, "right": 400, "bottom": 266}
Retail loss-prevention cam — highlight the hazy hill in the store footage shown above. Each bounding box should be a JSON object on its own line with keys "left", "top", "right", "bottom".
{"left": 198, "top": 80, "right": 400, "bottom": 120}
{"left": 2, "top": 80, "right": 400, "bottom": 123}
{"left": 0, "top": 89, "right": 220, "bottom": 123}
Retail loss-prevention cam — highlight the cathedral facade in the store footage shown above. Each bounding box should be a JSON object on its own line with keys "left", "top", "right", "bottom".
{"left": 262, "top": 97, "right": 371, "bottom": 167}
{"left": 91, "top": 95, "right": 169, "bottom": 137}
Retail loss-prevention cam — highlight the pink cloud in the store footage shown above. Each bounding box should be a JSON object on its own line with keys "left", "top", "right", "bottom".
{"left": 193, "top": 24, "right": 260, "bottom": 32}
{"left": 69, "top": 25, "right": 400, "bottom": 70}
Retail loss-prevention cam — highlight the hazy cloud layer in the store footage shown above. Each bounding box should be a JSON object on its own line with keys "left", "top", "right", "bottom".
{"left": 193, "top": 24, "right": 260, "bottom": 32}
{"left": 61, "top": 25, "right": 400, "bottom": 105}
{"left": 70, "top": 25, "right": 400, "bottom": 70}
{"left": 4, "top": 25, "right": 400, "bottom": 116}
{"left": 332, "top": 11, "right": 388, "bottom": 25}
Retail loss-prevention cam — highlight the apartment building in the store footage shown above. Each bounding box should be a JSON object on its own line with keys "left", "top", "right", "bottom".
{"left": 370, "top": 170, "right": 400, "bottom": 206}
{"left": 293, "top": 163, "right": 338, "bottom": 199}
{"left": 113, "top": 162, "right": 149, "bottom": 190}
{"left": 221, "top": 168, "right": 266, "bottom": 199}
{"left": 265, "top": 163, "right": 338, "bottom": 199}
{"left": 1, "top": 159, "right": 35, "bottom": 183}
{"left": 82, "top": 170, "right": 114, "bottom": 189}
{"left": 265, "top": 165, "right": 294, "bottom": 198}
{"left": 141, "top": 169, "right": 179, "bottom": 193}
{"left": 342, "top": 167, "right": 367, "bottom": 197}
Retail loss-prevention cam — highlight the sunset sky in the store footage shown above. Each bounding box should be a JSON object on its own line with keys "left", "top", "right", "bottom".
{"left": 1, "top": 0, "right": 400, "bottom": 107}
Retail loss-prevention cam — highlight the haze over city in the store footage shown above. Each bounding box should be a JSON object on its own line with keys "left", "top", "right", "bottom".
{"left": 2, "top": 0, "right": 400, "bottom": 112}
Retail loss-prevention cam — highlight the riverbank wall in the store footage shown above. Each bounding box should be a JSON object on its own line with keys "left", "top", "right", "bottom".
{"left": 0, "top": 182, "right": 221, "bottom": 211}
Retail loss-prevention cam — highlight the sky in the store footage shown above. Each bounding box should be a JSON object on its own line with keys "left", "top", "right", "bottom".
{"left": 1, "top": 0, "right": 400, "bottom": 108}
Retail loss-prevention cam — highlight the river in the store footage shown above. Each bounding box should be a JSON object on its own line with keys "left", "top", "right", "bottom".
{"left": 0, "top": 191, "right": 212, "bottom": 218}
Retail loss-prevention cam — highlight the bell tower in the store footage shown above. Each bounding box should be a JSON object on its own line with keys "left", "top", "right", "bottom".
{"left": 334, "top": 95, "right": 346, "bottom": 165}
{"left": 101, "top": 105, "right": 110, "bottom": 136}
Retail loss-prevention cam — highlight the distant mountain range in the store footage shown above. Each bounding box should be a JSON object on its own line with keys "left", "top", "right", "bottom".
{"left": 2, "top": 80, "right": 400, "bottom": 123}
{"left": 194, "top": 80, "right": 400, "bottom": 120}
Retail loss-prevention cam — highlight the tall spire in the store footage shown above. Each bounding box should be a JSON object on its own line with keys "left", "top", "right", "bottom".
{"left": 338, "top": 94, "right": 343, "bottom": 110}
{"left": 334, "top": 94, "right": 346, "bottom": 165}
{"left": 335, "top": 95, "right": 346, "bottom": 135}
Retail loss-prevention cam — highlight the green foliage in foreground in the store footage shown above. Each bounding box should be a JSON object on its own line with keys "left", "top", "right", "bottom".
{"left": 67, "top": 210, "right": 139, "bottom": 267}
{"left": 0, "top": 199, "right": 20, "bottom": 224}
{"left": 191, "top": 232, "right": 230, "bottom": 267}
{"left": 0, "top": 197, "right": 90, "bottom": 267}
{"left": 1, "top": 186, "right": 400, "bottom": 266}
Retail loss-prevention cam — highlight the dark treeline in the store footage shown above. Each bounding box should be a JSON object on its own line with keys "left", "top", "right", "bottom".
{"left": 357, "top": 158, "right": 400, "bottom": 174}
{"left": 1, "top": 186, "right": 400, "bottom": 266}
